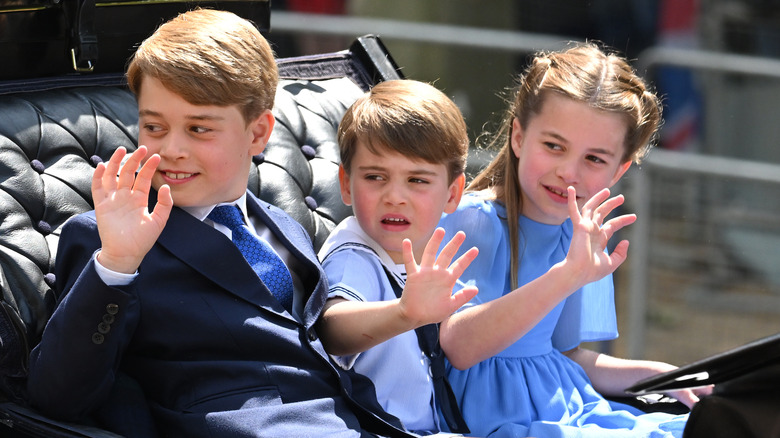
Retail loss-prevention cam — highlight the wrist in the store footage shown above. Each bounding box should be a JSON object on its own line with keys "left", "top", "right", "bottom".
{"left": 549, "top": 259, "right": 590, "bottom": 292}
{"left": 394, "top": 297, "right": 425, "bottom": 330}
{"left": 96, "top": 250, "right": 141, "bottom": 275}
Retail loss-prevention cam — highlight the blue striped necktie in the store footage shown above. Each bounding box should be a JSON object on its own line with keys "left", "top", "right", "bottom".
{"left": 208, "top": 205, "right": 293, "bottom": 311}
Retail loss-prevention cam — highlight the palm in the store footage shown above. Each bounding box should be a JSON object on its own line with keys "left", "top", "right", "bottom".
{"left": 399, "top": 228, "right": 479, "bottom": 327}
{"left": 566, "top": 187, "right": 636, "bottom": 285}
{"left": 92, "top": 146, "right": 173, "bottom": 273}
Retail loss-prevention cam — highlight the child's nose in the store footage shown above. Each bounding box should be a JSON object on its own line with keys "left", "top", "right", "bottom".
{"left": 158, "top": 132, "right": 188, "bottom": 159}
{"left": 555, "top": 159, "right": 580, "bottom": 184}
{"left": 381, "top": 182, "right": 407, "bottom": 205}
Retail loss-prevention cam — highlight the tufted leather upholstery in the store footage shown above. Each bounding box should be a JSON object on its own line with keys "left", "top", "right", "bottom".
{"left": 0, "top": 36, "right": 402, "bottom": 436}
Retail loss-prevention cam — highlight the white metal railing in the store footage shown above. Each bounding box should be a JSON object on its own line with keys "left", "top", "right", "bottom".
{"left": 270, "top": 10, "right": 569, "bottom": 52}
{"left": 625, "top": 149, "right": 780, "bottom": 358}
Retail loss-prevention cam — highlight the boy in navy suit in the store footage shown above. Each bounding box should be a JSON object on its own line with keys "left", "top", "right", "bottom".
{"left": 26, "top": 9, "right": 413, "bottom": 438}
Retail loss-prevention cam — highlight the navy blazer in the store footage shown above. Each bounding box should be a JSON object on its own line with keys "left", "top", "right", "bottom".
{"left": 27, "top": 191, "right": 412, "bottom": 438}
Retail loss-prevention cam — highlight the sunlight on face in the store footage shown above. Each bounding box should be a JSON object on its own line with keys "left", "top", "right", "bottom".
{"left": 136, "top": 77, "right": 270, "bottom": 207}
{"left": 510, "top": 93, "right": 631, "bottom": 224}
{"left": 339, "top": 142, "right": 463, "bottom": 263}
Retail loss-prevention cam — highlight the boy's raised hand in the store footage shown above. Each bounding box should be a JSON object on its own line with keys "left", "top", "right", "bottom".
{"left": 566, "top": 186, "right": 636, "bottom": 286}
{"left": 399, "top": 228, "right": 479, "bottom": 327}
{"left": 92, "top": 146, "right": 173, "bottom": 274}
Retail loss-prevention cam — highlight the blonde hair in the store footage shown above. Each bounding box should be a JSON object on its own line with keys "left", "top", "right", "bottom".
{"left": 470, "top": 42, "right": 662, "bottom": 289}
{"left": 126, "top": 8, "right": 278, "bottom": 124}
{"left": 338, "top": 79, "right": 469, "bottom": 184}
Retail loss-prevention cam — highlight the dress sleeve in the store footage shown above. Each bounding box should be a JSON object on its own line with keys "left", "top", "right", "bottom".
{"left": 552, "top": 273, "right": 618, "bottom": 351}
{"left": 438, "top": 197, "right": 513, "bottom": 307}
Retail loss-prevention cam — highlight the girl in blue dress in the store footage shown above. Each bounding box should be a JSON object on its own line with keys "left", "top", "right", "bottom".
{"left": 437, "top": 42, "right": 711, "bottom": 437}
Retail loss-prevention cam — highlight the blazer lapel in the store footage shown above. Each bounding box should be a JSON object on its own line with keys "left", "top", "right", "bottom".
{"left": 154, "top": 198, "right": 295, "bottom": 321}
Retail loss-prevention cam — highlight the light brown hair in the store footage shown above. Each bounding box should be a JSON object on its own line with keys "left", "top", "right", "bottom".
{"left": 470, "top": 42, "right": 662, "bottom": 289}
{"left": 126, "top": 8, "right": 278, "bottom": 124}
{"left": 338, "top": 79, "right": 469, "bottom": 184}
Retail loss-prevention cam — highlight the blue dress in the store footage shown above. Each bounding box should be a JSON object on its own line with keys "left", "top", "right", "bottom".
{"left": 438, "top": 195, "right": 688, "bottom": 438}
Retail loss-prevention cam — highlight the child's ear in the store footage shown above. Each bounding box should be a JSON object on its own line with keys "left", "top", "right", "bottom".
{"left": 609, "top": 160, "right": 632, "bottom": 187}
{"left": 338, "top": 165, "right": 353, "bottom": 206}
{"left": 249, "top": 109, "right": 275, "bottom": 156}
{"left": 444, "top": 173, "right": 466, "bottom": 214}
{"left": 510, "top": 117, "right": 524, "bottom": 159}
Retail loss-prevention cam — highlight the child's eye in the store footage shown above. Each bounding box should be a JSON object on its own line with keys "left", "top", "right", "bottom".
{"left": 544, "top": 142, "right": 562, "bottom": 151}
{"left": 190, "top": 126, "right": 212, "bottom": 134}
{"left": 586, "top": 155, "right": 607, "bottom": 164}
{"left": 143, "top": 124, "right": 164, "bottom": 133}
{"left": 409, "top": 177, "right": 429, "bottom": 184}
{"left": 365, "top": 174, "right": 385, "bottom": 181}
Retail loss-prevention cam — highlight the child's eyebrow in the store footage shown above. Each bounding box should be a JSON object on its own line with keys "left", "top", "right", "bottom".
{"left": 587, "top": 148, "right": 618, "bottom": 157}
{"left": 542, "top": 130, "right": 619, "bottom": 157}
{"left": 357, "top": 165, "right": 439, "bottom": 176}
{"left": 356, "top": 165, "right": 387, "bottom": 172}
{"left": 138, "top": 109, "right": 225, "bottom": 121}
{"left": 186, "top": 114, "right": 226, "bottom": 122}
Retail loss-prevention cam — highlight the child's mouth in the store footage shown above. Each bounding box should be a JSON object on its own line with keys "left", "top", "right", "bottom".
{"left": 546, "top": 186, "right": 568, "bottom": 198}
{"left": 162, "top": 171, "right": 195, "bottom": 180}
{"left": 382, "top": 217, "right": 409, "bottom": 225}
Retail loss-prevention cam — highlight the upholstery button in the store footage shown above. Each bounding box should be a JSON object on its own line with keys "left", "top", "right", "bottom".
{"left": 106, "top": 303, "right": 119, "bottom": 315}
{"left": 300, "top": 144, "right": 316, "bottom": 160}
{"left": 252, "top": 153, "right": 265, "bottom": 165}
{"left": 304, "top": 196, "right": 318, "bottom": 211}
{"left": 89, "top": 155, "right": 103, "bottom": 167}
{"left": 98, "top": 322, "right": 111, "bottom": 334}
{"left": 36, "top": 220, "right": 52, "bottom": 235}
{"left": 92, "top": 333, "right": 105, "bottom": 344}
{"left": 30, "top": 159, "right": 45, "bottom": 173}
{"left": 102, "top": 314, "right": 115, "bottom": 324}
{"left": 43, "top": 273, "right": 56, "bottom": 287}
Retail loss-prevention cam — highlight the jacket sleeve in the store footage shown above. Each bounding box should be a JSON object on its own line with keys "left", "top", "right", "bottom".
{"left": 26, "top": 213, "right": 141, "bottom": 421}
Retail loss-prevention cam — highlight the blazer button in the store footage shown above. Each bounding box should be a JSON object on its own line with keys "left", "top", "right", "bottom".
{"left": 307, "top": 330, "right": 317, "bottom": 342}
{"left": 98, "top": 322, "right": 111, "bottom": 334}
{"left": 92, "top": 333, "right": 105, "bottom": 344}
{"left": 102, "top": 314, "right": 115, "bottom": 324}
{"left": 106, "top": 303, "right": 119, "bottom": 315}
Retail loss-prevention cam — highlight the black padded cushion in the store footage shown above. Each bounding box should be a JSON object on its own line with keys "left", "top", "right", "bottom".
{"left": 0, "top": 86, "right": 139, "bottom": 402}
{"left": 251, "top": 77, "right": 359, "bottom": 251}
{"left": 0, "top": 75, "right": 364, "bottom": 404}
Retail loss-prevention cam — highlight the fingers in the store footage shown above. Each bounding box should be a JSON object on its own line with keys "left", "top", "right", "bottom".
{"left": 577, "top": 187, "right": 611, "bottom": 223}
{"left": 93, "top": 147, "right": 128, "bottom": 197}
{"left": 567, "top": 186, "right": 581, "bottom": 223}
{"left": 434, "top": 229, "right": 466, "bottom": 267}
{"left": 590, "top": 193, "right": 625, "bottom": 224}
{"left": 152, "top": 184, "right": 174, "bottom": 224}
{"left": 450, "top": 285, "right": 478, "bottom": 310}
{"left": 92, "top": 146, "right": 156, "bottom": 197}
{"left": 448, "top": 247, "right": 479, "bottom": 279}
{"left": 607, "top": 240, "right": 630, "bottom": 269}
{"left": 133, "top": 152, "right": 160, "bottom": 195}
{"left": 402, "top": 238, "right": 417, "bottom": 272}
{"left": 119, "top": 146, "right": 147, "bottom": 187}
{"left": 419, "top": 227, "right": 446, "bottom": 267}
{"left": 600, "top": 213, "right": 637, "bottom": 239}
{"left": 673, "top": 390, "right": 700, "bottom": 410}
